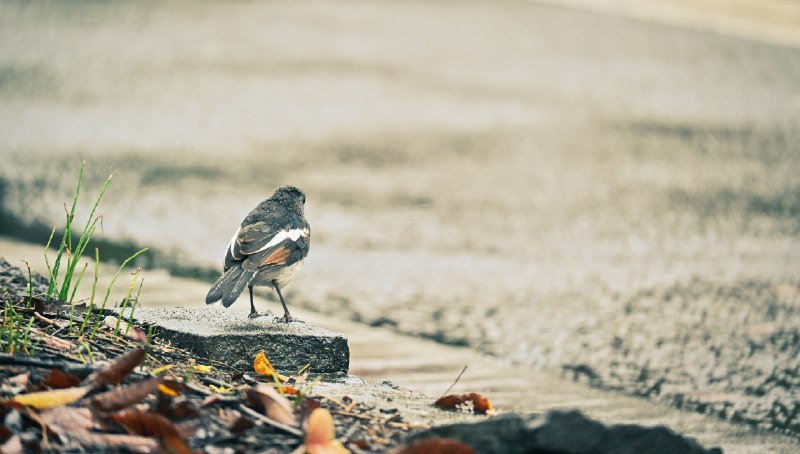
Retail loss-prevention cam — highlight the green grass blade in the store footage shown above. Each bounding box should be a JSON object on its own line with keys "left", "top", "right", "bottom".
{"left": 62, "top": 172, "right": 112, "bottom": 300}
{"left": 90, "top": 247, "right": 148, "bottom": 340}
{"left": 79, "top": 248, "right": 101, "bottom": 336}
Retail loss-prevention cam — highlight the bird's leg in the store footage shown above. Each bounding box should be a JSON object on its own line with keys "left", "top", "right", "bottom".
{"left": 272, "top": 280, "right": 294, "bottom": 323}
{"left": 247, "top": 285, "right": 258, "bottom": 319}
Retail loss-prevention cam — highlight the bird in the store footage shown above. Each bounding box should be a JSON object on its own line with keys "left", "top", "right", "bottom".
{"left": 205, "top": 186, "right": 310, "bottom": 322}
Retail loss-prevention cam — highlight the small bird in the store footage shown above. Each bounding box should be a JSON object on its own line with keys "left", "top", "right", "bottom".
{"left": 206, "top": 186, "right": 310, "bottom": 322}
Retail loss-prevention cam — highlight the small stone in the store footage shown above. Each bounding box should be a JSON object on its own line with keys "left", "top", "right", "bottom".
{"left": 116, "top": 306, "right": 349, "bottom": 374}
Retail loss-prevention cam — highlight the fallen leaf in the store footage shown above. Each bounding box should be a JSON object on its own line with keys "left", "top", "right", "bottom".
{"left": 151, "top": 364, "right": 174, "bottom": 375}
{"left": 89, "top": 348, "right": 147, "bottom": 387}
{"left": 91, "top": 377, "right": 164, "bottom": 412}
{"left": 305, "top": 408, "right": 350, "bottom": 454}
{"left": 392, "top": 438, "right": 475, "bottom": 454}
{"left": 40, "top": 369, "right": 81, "bottom": 389}
{"left": 41, "top": 406, "right": 97, "bottom": 432}
{"left": 246, "top": 384, "right": 297, "bottom": 426}
{"left": 434, "top": 393, "right": 493, "bottom": 415}
{"left": 253, "top": 351, "right": 288, "bottom": 382}
{"left": 0, "top": 434, "right": 21, "bottom": 454}
{"left": 209, "top": 384, "right": 233, "bottom": 394}
{"left": 112, "top": 410, "right": 194, "bottom": 454}
{"left": 192, "top": 364, "right": 213, "bottom": 374}
{"left": 39, "top": 333, "right": 75, "bottom": 351}
{"left": 7, "top": 373, "right": 29, "bottom": 388}
{"left": 299, "top": 398, "right": 321, "bottom": 426}
{"left": 158, "top": 382, "right": 181, "bottom": 397}
{"left": 12, "top": 386, "right": 91, "bottom": 410}
{"left": 69, "top": 431, "right": 158, "bottom": 454}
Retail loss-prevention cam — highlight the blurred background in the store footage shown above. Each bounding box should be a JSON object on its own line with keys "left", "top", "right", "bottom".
{"left": 0, "top": 0, "right": 799, "bottom": 428}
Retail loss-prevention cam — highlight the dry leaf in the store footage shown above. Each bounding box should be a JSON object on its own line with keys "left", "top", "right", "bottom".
{"left": 209, "top": 384, "right": 233, "bottom": 394}
{"left": 91, "top": 377, "right": 164, "bottom": 412}
{"left": 39, "top": 333, "right": 75, "bottom": 351}
{"left": 40, "top": 369, "right": 81, "bottom": 389}
{"left": 305, "top": 408, "right": 350, "bottom": 454}
{"left": 7, "top": 373, "right": 29, "bottom": 388}
{"left": 0, "top": 434, "right": 21, "bottom": 454}
{"left": 89, "top": 348, "right": 147, "bottom": 387}
{"left": 246, "top": 384, "right": 297, "bottom": 426}
{"left": 158, "top": 383, "right": 180, "bottom": 397}
{"left": 70, "top": 431, "right": 159, "bottom": 454}
{"left": 253, "top": 351, "right": 288, "bottom": 382}
{"left": 434, "top": 393, "right": 493, "bottom": 415}
{"left": 12, "top": 385, "right": 90, "bottom": 410}
{"left": 112, "top": 410, "right": 194, "bottom": 454}
{"left": 192, "top": 364, "right": 213, "bottom": 374}
{"left": 280, "top": 385, "right": 299, "bottom": 396}
{"left": 41, "top": 406, "right": 97, "bottom": 432}
{"left": 392, "top": 438, "right": 475, "bottom": 454}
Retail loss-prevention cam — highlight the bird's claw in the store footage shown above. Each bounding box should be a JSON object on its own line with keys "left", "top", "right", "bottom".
{"left": 274, "top": 314, "right": 300, "bottom": 323}
{"left": 248, "top": 310, "right": 274, "bottom": 319}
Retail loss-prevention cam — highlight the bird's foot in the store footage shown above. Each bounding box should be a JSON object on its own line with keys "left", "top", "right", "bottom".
{"left": 248, "top": 310, "right": 274, "bottom": 319}
{"left": 274, "top": 313, "right": 300, "bottom": 324}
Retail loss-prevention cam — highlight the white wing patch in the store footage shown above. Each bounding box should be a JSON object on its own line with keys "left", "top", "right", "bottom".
{"left": 249, "top": 228, "right": 308, "bottom": 254}
{"left": 228, "top": 228, "right": 241, "bottom": 257}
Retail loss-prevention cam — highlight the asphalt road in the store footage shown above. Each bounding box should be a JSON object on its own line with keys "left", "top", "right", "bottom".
{"left": 0, "top": 0, "right": 798, "bottom": 437}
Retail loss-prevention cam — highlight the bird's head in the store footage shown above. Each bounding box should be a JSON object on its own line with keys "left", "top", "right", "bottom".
{"left": 271, "top": 185, "right": 306, "bottom": 207}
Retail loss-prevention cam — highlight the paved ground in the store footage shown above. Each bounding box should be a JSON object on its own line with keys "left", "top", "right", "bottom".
{"left": 2, "top": 237, "right": 799, "bottom": 453}
{"left": 0, "top": 0, "right": 798, "bottom": 440}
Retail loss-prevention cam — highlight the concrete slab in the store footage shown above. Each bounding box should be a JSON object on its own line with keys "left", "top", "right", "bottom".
{"left": 116, "top": 306, "right": 349, "bottom": 374}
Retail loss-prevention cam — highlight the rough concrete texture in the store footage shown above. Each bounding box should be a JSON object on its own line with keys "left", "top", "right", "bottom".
{"left": 409, "top": 410, "right": 720, "bottom": 454}
{"left": 116, "top": 306, "right": 349, "bottom": 374}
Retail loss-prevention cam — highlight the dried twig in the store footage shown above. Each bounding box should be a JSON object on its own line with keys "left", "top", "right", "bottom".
{"left": 439, "top": 365, "right": 468, "bottom": 399}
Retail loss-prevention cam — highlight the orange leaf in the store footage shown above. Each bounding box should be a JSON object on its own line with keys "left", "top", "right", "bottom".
{"left": 253, "top": 351, "right": 288, "bottom": 382}
{"left": 392, "top": 438, "right": 475, "bottom": 454}
{"left": 465, "top": 393, "right": 493, "bottom": 414}
{"left": 12, "top": 385, "right": 91, "bottom": 410}
{"left": 90, "top": 348, "right": 147, "bottom": 387}
{"left": 279, "top": 385, "right": 299, "bottom": 396}
{"left": 246, "top": 384, "right": 297, "bottom": 426}
{"left": 305, "top": 408, "right": 350, "bottom": 454}
{"left": 434, "top": 393, "right": 494, "bottom": 415}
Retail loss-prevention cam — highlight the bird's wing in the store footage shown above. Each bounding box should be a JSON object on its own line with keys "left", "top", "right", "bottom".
{"left": 225, "top": 221, "right": 310, "bottom": 272}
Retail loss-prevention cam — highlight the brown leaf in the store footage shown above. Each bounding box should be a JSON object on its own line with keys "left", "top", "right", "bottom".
{"left": 7, "top": 373, "right": 29, "bottom": 388}
{"left": 253, "top": 351, "right": 288, "bottom": 382}
{"left": 89, "top": 348, "right": 146, "bottom": 387}
{"left": 392, "top": 438, "right": 475, "bottom": 454}
{"left": 246, "top": 384, "right": 297, "bottom": 426}
{"left": 434, "top": 393, "right": 494, "bottom": 415}
{"left": 70, "top": 431, "right": 158, "bottom": 454}
{"left": 0, "top": 434, "right": 22, "bottom": 454}
{"left": 91, "top": 377, "right": 164, "bottom": 412}
{"left": 12, "top": 385, "right": 91, "bottom": 410}
{"left": 305, "top": 408, "right": 350, "bottom": 454}
{"left": 112, "top": 410, "right": 194, "bottom": 454}
{"left": 41, "top": 406, "right": 97, "bottom": 433}
{"left": 40, "top": 369, "right": 81, "bottom": 389}
{"left": 39, "top": 333, "right": 75, "bottom": 351}
{"left": 298, "top": 398, "right": 321, "bottom": 427}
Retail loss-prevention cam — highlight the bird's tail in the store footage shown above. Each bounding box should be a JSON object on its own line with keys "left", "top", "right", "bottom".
{"left": 205, "top": 266, "right": 257, "bottom": 308}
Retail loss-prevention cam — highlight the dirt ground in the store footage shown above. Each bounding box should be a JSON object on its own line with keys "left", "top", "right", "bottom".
{"left": 0, "top": 0, "right": 799, "bottom": 438}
